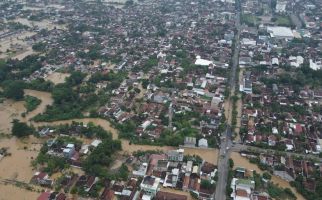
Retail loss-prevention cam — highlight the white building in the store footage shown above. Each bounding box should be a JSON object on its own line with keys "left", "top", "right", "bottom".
{"left": 133, "top": 163, "right": 148, "bottom": 177}
{"left": 309, "top": 59, "right": 322, "bottom": 71}
{"left": 289, "top": 56, "right": 304, "bottom": 68}
{"left": 239, "top": 78, "right": 252, "bottom": 94}
{"left": 198, "top": 138, "right": 208, "bottom": 148}
{"left": 276, "top": 1, "right": 287, "bottom": 13}
{"left": 195, "top": 56, "right": 213, "bottom": 66}
{"left": 267, "top": 26, "right": 294, "bottom": 40}
{"left": 140, "top": 176, "right": 161, "bottom": 197}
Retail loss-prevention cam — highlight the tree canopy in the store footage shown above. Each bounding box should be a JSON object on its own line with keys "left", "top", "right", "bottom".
{"left": 11, "top": 119, "right": 34, "bottom": 138}
{"left": 3, "top": 81, "right": 25, "bottom": 100}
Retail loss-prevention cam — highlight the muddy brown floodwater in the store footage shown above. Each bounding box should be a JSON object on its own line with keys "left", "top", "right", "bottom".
{"left": 0, "top": 89, "right": 219, "bottom": 199}
{"left": 24, "top": 89, "right": 54, "bottom": 121}
{"left": 45, "top": 72, "right": 70, "bottom": 85}
{"left": 0, "top": 137, "right": 41, "bottom": 200}
{"left": 0, "top": 184, "right": 39, "bottom": 200}
{"left": 0, "top": 99, "right": 25, "bottom": 133}
{"left": 0, "top": 31, "right": 36, "bottom": 60}
{"left": 35, "top": 118, "right": 219, "bottom": 164}
{"left": 231, "top": 152, "right": 305, "bottom": 200}
{"left": 0, "top": 137, "right": 40, "bottom": 182}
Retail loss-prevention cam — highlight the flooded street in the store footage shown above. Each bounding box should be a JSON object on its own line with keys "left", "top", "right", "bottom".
{"left": 231, "top": 152, "right": 304, "bottom": 200}
{"left": 234, "top": 69, "right": 244, "bottom": 142}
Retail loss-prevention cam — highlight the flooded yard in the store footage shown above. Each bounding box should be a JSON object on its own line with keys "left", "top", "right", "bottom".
{"left": 45, "top": 72, "right": 70, "bottom": 85}
{"left": 184, "top": 147, "right": 218, "bottom": 165}
{"left": 231, "top": 152, "right": 304, "bottom": 200}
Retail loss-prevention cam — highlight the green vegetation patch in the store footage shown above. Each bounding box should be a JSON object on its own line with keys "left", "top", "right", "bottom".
{"left": 241, "top": 14, "right": 260, "bottom": 27}
{"left": 24, "top": 95, "right": 41, "bottom": 112}
{"left": 273, "top": 15, "right": 292, "bottom": 27}
{"left": 12, "top": 119, "right": 35, "bottom": 138}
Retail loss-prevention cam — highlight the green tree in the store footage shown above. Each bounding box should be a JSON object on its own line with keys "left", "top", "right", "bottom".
{"left": 52, "top": 84, "right": 76, "bottom": 104}
{"left": 3, "top": 81, "right": 24, "bottom": 100}
{"left": 201, "top": 180, "right": 215, "bottom": 189}
{"left": 11, "top": 119, "right": 34, "bottom": 138}
{"left": 118, "top": 164, "right": 129, "bottom": 181}
{"left": 229, "top": 158, "right": 234, "bottom": 168}
{"left": 263, "top": 172, "right": 272, "bottom": 180}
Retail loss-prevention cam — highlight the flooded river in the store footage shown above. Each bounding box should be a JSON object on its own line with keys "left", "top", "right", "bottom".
{"left": 24, "top": 89, "right": 54, "bottom": 121}
{"left": 231, "top": 152, "right": 304, "bottom": 200}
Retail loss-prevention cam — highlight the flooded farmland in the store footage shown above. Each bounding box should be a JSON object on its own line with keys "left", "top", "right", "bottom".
{"left": 12, "top": 18, "right": 66, "bottom": 30}
{"left": 0, "top": 31, "right": 36, "bottom": 60}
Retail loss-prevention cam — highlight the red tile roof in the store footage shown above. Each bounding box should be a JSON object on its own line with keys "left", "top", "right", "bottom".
{"left": 37, "top": 192, "right": 51, "bottom": 200}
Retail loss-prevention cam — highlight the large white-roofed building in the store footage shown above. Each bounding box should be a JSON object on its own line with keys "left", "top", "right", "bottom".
{"left": 267, "top": 26, "right": 294, "bottom": 40}
{"left": 195, "top": 56, "right": 213, "bottom": 66}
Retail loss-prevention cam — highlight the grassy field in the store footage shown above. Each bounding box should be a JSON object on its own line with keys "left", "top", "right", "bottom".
{"left": 241, "top": 14, "right": 260, "bottom": 27}
{"left": 274, "top": 15, "right": 292, "bottom": 27}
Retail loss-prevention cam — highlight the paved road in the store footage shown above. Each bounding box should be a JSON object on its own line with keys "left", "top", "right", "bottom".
{"left": 214, "top": 126, "right": 233, "bottom": 200}
{"left": 214, "top": 3, "right": 241, "bottom": 199}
